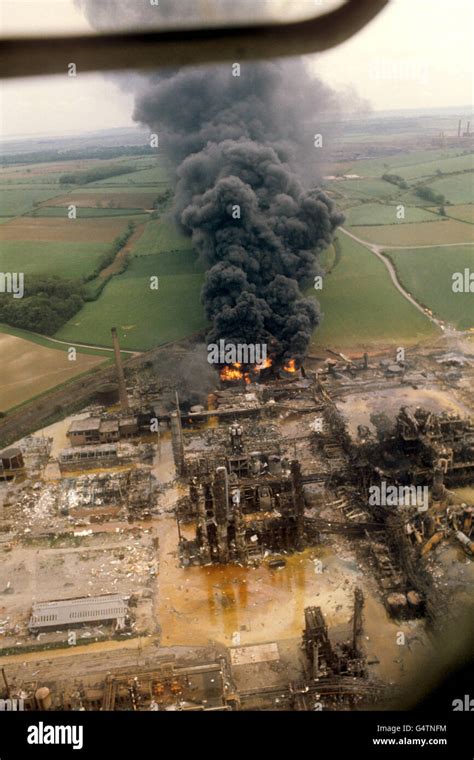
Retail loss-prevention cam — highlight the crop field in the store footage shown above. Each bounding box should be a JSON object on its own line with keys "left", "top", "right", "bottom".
{"left": 343, "top": 203, "right": 438, "bottom": 226}
{"left": 387, "top": 245, "right": 474, "bottom": 330}
{"left": 40, "top": 191, "right": 159, "bottom": 209}
{"left": 326, "top": 178, "right": 401, "bottom": 200}
{"left": 0, "top": 332, "right": 105, "bottom": 412}
{"left": 395, "top": 153, "right": 473, "bottom": 179}
{"left": 342, "top": 148, "right": 464, "bottom": 178}
{"left": 309, "top": 234, "right": 437, "bottom": 350}
{"left": 441, "top": 204, "right": 474, "bottom": 223}
{"left": 0, "top": 240, "right": 110, "bottom": 279}
{"left": 91, "top": 165, "right": 170, "bottom": 186}
{"left": 0, "top": 187, "right": 63, "bottom": 216}
{"left": 56, "top": 250, "right": 207, "bottom": 350}
{"left": 27, "top": 206, "right": 150, "bottom": 219}
{"left": 132, "top": 218, "right": 193, "bottom": 256}
{"left": 0, "top": 216, "right": 139, "bottom": 243}
{"left": 352, "top": 219, "right": 473, "bottom": 246}
{"left": 429, "top": 173, "right": 474, "bottom": 204}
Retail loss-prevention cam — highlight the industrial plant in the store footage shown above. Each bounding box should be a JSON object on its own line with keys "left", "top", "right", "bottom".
{"left": 0, "top": 324, "right": 472, "bottom": 712}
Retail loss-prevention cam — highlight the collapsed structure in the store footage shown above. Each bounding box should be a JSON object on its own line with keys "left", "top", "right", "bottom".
{"left": 0, "top": 333, "right": 472, "bottom": 712}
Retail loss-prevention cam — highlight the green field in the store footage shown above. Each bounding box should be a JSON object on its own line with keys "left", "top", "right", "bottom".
{"left": 26, "top": 206, "right": 150, "bottom": 218}
{"left": 132, "top": 218, "right": 193, "bottom": 255}
{"left": 344, "top": 203, "right": 438, "bottom": 226}
{"left": 345, "top": 148, "right": 465, "bottom": 178}
{"left": 386, "top": 245, "right": 474, "bottom": 330}
{"left": 0, "top": 187, "right": 62, "bottom": 216}
{"left": 429, "top": 173, "right": 474, "bottom": 204}
{"left": 326, "top": 178, "right": 401, "bottom": 200}
{"left": 309, "top": 234, "right": 438, "bottom": 350}
{"left": 352, "top": 219, "right": 473, "bottom": 246}
{"left": 395, "top": 153, "right": 473, "bottom": 180}
{"left": 91, "top": 165, "right": 170, "bottom": 186}
{"left": 56, "top": 250, "right": 207, "bottom": 349}
{"left": 0, "top": 240, "right": 110, "bottom": 279}
{"left": 442, "top": 204, "right": 474, "bottom": 224}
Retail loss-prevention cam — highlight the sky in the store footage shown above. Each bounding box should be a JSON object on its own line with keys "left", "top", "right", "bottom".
{"left": 0, "top": 0, "right": 472, "bottom": 138}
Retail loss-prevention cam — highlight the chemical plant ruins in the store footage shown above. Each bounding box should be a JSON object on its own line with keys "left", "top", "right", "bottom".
{"left": 0, "top": 324, "right": 472, "bottom": 712}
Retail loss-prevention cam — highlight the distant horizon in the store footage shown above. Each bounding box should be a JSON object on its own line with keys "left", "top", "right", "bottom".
{"left": 1, "top": 103, "right": 473, "bottom": 144}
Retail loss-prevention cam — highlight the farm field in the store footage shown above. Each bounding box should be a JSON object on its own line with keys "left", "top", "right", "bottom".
{"left": 395, "top": 153, "right": 473, "bottom": 179}
{"left": 429, "top": 173, "right": 474, "bottom": 204}
{"left": 309, "top": 234, "right": 438, "bottom": 351}
{"left": 27, "top": 206, "right": 150, "bottom": 218}
{"left": 0, "top": 187, "right": 63, "bottom": 217}
{"left": 0, "top": 332, "right": 105, "bottom": 412}
{"left": 386, "top": 245, "right": 474, "bottom": 330}
{"left": 0, "top": 216, "right": 140, "bottom": 243}
{"left": 40, "top": 191, "right": 160, "bottom": 209}
{"left": 326, "top": 178, "right": 398, "bottom": 199}
{"left": 343, "top": 148, "right": 466, "bottom": 178}
{"left": 91, "top": 165, "right": 170, "bottom": 186}
{"left": 0, "top": 240, "right": 110, "bottom": 279}
{"left": 440, "top": 204, "right": 474, "bottom": 223}
{"left": 132, "top": 218, "right": 193, "bottom": 256}
{"left": 56, "top": 250, "right": 207, "bottom": 350}
{"left": 344, "top": 203, "right": 438, "bottom": 226}
{"left": 352, "top": 219, "right": 473, "bottom": 246}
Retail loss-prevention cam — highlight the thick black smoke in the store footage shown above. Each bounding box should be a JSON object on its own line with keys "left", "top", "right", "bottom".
{"left": 76, "top": 1, "right": 345, "bottom": 363}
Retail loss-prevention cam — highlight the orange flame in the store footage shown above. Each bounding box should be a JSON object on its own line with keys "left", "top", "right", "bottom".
{"left": 220, "top": 358, "right": 274, "bottom": 383}
{"left": 283, "top": 359, "right": 297, "bottom": 373}
{"left": 255, "top": 357, "right": 273, "bottom": 372}
{"left": 220, "top": 363, "right": 244, "bottom": 381}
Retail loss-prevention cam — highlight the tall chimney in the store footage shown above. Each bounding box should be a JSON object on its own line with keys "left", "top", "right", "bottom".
{"left": 467, "top": 121, "right": 471, "bottom": 135}
{"left": 111, "top": 327, "right": 129, "bottom": 411}
{"left": 458, "top": 119, "right": 461, "bottom": 137}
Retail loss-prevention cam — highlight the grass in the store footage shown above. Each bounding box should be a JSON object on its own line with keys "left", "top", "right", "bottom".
{"left": 91, "top": 165, "right": 170, "bottom": 186}
{"left": 440, "top": 204, "right": 474, "bottom": 224}
{"left": 325, "top": 178, "right": 400, "bottom": 200}
{"left": 132, "top": 218, "right": 193, "bottom": 256}
{"left": 347, "top": 148, "right": 464, "bottom": 178}
{"left": 396, "top": 153, "right": 474, "bottom": 180}
{"left": 56, "top": 250, "right": 207, "bottom": 350}
{"left": 0, "top": 240, "right": 110, "bottom": 279}
{"left": 26, "top": 206, "right": 150, "bottom": 218}
{"left": 0, "top": 323, "right": 113, "bottom": 355}
{"left": 352, "top": 219, "right": 473, "bottom": 246}
{"left": 309, "top": 234, "right": 438, "bottom": 350}
{"left": 0, "top": 187, "right": 62, "bottom": 216}
{"left": 429, "top": 173, "right": 474, "bottom": 204}
{"left": 386, "top": 246, "right": 474, "bottom": 330}
{"left": 344, "top": 203, "right": 438, "bottom": 226}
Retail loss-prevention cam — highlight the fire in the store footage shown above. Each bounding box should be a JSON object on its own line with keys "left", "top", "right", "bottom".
{"left": 283, "top": 359, "right": 297, "bottom": 373}
{"left": 255, "top": 357, "right": 273, "bottom": 372}
{"left": 219, "top": 363, "right": 244, "bottom": 381}
{"left": 219, "top": 359, "right": 272, "bottom": 384}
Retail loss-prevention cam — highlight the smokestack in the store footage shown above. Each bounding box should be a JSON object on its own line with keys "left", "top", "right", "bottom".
{"left": 458, "top": 119, "right": 461, "bottom": 137}
{"left": 467, "top": 121, "right": 471, "bottom": 135}
{"left": 111, "top": 327, "right": 129, "bottom": 411}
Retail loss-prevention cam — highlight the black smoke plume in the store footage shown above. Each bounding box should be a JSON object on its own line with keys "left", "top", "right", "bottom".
{"left": 75, "top": 1, "right": 345, "bottom": 363}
